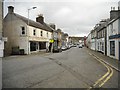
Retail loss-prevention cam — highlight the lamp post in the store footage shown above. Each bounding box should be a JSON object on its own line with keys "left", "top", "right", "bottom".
{"left": 27, "top": 7, "right": 37, "bottom": 54}
{"left": 28, "top": 7, "right": 37, "bottom": 26}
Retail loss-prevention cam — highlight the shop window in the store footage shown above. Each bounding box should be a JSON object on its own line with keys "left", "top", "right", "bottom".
{"left": 110, "top": 41, "right": 115, "bottom": 56}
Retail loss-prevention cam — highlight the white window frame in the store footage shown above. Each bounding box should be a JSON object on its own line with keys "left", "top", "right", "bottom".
{"left": 33, "top": 29, "right": 36, "bottom": 36}
{"left": 21, "top": 26, "right": 25, "bottom": 35}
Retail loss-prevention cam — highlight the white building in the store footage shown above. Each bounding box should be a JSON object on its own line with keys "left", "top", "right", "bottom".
{"left": 90, "top": 29, "right": 97, "bottom": 50}
{"left": 107, "top": 17, "right": 120, "bottom": 60}
{"left": 86, "top": 32, "right": 91, "bottom": 49}
{"left": 106, "top": 2, "right": 120, "bottom": 60}
{"left": 96, "top": 19, "right": 109, "bottom": 55}
{"left": 3, "top": 6, "right": 53, "bottom": 56}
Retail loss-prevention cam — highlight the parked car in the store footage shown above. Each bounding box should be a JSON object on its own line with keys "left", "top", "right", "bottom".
{"left": 53, "top": 46, "right": 62, "bottom": 53}
{"left": 79, "top": 44, "right": 82, "bottom": 48}
{"left": 61, "top": 46, "right": 67, "bottom": 51}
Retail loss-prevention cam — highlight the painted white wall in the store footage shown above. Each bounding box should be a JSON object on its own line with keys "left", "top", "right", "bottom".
{"left": 86, "top": 33, "right": 91, "bottom": 48}
{"left": 0, "top": 40, "right": 4, "bottom": 57}
{"left": 91, "top": 39, "right": 95, "bottom": 50}
{"left": 107, "top": 19, "right": 120, "bottom": 60}
{"left": 96, "top": 38, "right": 105, "bottom": 53}
{"left": 28, "top": 25, "right": 52, "bottom": 41}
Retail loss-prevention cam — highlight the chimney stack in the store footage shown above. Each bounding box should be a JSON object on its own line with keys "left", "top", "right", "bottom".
{"left": 36, "top": 14, "right": 44, "bottom": 24}
{"left": 8, "top": 6, "right": 14, "bottom": 13}
{"left": 49, "top": 23, "right": 56, "bottom": 30}
{"left": 110, "top": 7, "right": 119, "bottom": 20}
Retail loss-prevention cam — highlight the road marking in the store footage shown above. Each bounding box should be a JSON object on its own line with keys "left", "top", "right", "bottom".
{"left": 93, "top": 63, "right": 110, "bottom": 87}
{"left": 92, "top": 55, "right": 113, "bottom": 88}
{"left": 87, "top": 52, "right": 114, "bottom": 89}
{"left": 99, "top": 67, "right": 113, "bottom": 87}
{"left": 99, "top": 58, "right": 120, "bottom": 72}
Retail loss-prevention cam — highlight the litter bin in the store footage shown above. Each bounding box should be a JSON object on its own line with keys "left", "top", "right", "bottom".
{"left": 20, "top": 49, "right": 24, "bottom": 55}
{"left": 12, "top": 46, "right": 20, "bottom": 55}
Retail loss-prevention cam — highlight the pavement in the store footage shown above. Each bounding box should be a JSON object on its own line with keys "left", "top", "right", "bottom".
{"left": 85, "top": 47, "right": 120, "bottom": 89}
{"left": 85, "top": 47, "right": 120, "bottom": 71}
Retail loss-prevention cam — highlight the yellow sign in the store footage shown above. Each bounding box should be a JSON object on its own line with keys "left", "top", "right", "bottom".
{"left": 50, "top": 39, "right": 54, "bottom": 43}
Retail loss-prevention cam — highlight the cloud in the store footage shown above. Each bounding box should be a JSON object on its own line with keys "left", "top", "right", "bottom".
{"left": 54, "top": 7, "right": 72, "bottom": 17}
{"left": 4, "top": 0, "right": 119, "bottom": 37}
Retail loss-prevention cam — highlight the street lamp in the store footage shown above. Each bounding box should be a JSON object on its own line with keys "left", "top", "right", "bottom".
{"left": 28, "top": 7, "right": 37, "bottom": 25}
{"left": 27, "top": 7, "right": 37, "bottom": 54}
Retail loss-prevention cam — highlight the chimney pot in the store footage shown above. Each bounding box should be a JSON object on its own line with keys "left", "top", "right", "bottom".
{"left": 36, "top": 14, "right": 44, "bottom": 24}
{"left": 8, "top": 6, "right": 14, "bottom": 13}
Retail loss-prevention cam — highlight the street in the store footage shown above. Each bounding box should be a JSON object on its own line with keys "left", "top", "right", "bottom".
{"left": 2, "top": 47, "right": 118, "bottom": 88}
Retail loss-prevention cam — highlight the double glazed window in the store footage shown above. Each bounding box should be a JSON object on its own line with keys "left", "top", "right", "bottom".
{"left": 110, "top": 41, "right": 115, "bottom": 56}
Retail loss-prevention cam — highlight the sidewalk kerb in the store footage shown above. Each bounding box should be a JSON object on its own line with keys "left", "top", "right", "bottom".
{"left": 91, "top": 53, "right": 120, "bottom": 72}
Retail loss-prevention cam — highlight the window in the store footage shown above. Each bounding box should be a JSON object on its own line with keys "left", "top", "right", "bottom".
{"left": 33, "top": 29, "right": 36, "bottom": 36}
{"left": 41, "top": 31, "right": 43, "bottom": 36}
{"left": 102, "top": 29, "right": 104, "bottom": 38}
{"left": 47, "top": 32, "right": 48, "bottom": 37}
{"left": 110, "top": 41, "right": 115, "bottom": 56}
{"left": 110, "top": 23, "right": 113, "bottom": 34}
{"left": 98, "top": 43, "right": 99, "bottom": 50}
{"left": 102, "top": 42, "right": 104, "bottom": 51}
{"left": 103, "top": 30, "right": 104, "bottom": 37}
{"left": 21, "top": 26, "right": 25, "bottom": 35}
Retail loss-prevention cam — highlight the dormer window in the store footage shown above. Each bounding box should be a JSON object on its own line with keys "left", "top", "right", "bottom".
{"left": 21, "top": 26, "right": 25, "bottom": 35}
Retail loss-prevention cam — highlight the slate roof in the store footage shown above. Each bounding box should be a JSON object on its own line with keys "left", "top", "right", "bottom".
{"left": 14, "top": 13, "right": 54, "bottom": 32}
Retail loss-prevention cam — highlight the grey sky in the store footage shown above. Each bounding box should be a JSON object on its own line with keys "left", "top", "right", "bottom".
{"left": 3, "top": 0, "right": 120, "bottom": 37}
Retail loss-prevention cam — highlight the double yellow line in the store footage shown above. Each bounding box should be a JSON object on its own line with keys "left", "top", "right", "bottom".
{"left": 87, "top": 52, "right": 114, "bottom": 89}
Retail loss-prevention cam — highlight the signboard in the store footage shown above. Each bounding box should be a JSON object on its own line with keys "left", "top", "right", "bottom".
{"left": 2, "top": 37, "right": 8, "bottom": 42}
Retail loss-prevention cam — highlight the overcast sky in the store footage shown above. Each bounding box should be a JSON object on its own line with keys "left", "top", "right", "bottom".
{"left": 3, "top": 0, "right": 120, "bottom": 37}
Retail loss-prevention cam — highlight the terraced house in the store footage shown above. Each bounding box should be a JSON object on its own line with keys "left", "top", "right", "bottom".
{"left": 90, "top": 29, "right": 97, "bottom": 51}
{"left": 107, "top": 7, "right": 120, "bottom": 60}
{"left": 96, "top": 19, "right": 109, "bottom": 55}
{"left": 86, "top": 1, "right": 120, "bottom": 61}
{"left": 3, "top": 6, "right": 53, "bottom": 56}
